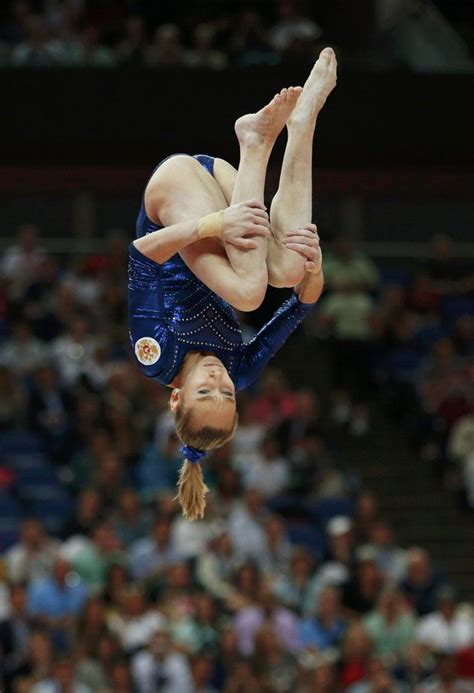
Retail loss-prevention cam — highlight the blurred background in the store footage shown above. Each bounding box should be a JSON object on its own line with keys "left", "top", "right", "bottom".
{"left": 0, "top": 1, "right": 473, "bottom": 691}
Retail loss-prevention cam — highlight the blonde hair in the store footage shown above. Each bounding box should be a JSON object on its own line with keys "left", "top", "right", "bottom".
{"left": 173, "top": 406, "right": 237, "bottom": 521}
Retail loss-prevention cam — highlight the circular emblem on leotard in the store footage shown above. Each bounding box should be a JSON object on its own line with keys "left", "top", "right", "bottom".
{"left": 135, "top": 337, "right": 161, "bottom": 366}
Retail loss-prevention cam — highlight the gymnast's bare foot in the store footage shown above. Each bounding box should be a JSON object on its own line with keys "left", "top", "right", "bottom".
{"left": 287, "top": 47, "right": 337, "bottom": 128}
{"left": 235, "top": 86, "right": 302, "bottom": 148}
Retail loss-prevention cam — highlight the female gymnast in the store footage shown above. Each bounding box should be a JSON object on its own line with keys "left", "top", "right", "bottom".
{"left": 129, "top": 48, "right": 337, "bottom": 519}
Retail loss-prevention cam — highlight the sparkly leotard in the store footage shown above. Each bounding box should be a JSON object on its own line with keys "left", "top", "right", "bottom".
{"left": 128, "top": 154, "right": 315, "bottom": 390}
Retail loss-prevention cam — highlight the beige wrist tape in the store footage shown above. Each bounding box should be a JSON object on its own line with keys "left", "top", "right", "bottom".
{"left": 307, "top": 249, "right": 323, "bottom": 274}
{"left": 197, "top": 210, "right": 225, "bottom": 239}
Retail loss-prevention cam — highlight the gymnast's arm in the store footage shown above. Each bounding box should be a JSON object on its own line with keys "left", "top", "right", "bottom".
{"left": 134, "top": 201, "right": 270, "bottom": 265}
{"left": 234, "top": 276, "right": 323, "bottom": 390}
{"left": 294, "top": 267, "right": 324, "bottom": 305}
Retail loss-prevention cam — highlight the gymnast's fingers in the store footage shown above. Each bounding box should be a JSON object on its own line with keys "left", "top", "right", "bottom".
{"left": 284, "top": 242, "right": 318, "bottom": 259}
{"left": 285, "top": 228, "right": 319, "bottom": 241}
{"left": 284, "top": 234, "right": 319, "bottom": 247}
{"left": 232, "top": 237, "right": 258, "bottom": 250}
{"left": 245, "top": 199, "right": 267, "bottom": 211}
{"left": 251, "top": 208, "right": 270, "bottom": 224}
{"left": 249, "top": 223, "right": 272, "bottom": 237}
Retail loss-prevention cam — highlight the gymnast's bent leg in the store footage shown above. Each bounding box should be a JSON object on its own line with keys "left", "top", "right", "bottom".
{"left": 267, "top": 47, "right": 337, "bottom": 288}
{"left": 218, "top": 87, "right": 302, "bottom": 306}
{"left": 144, "top": 154, "right": 267, "bottom": 311}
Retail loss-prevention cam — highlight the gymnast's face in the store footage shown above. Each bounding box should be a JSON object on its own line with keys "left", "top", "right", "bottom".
{"left": 170, "top": 354, "right": 236, "bottom": 427}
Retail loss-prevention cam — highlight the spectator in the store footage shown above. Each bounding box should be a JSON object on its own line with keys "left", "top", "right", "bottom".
{"left": 323, "top": 236, "right": 379, "bottom": 292}
{"left": 75, "top": 596, "right": 109, "bottom": 661}
{"left": 131, "top": 628, "right": 193, "bottom": 693}
{"left": 128, "top": 515, "right": 181, "bottom": 583}
{"left": 346, "top": 655, "right": 406, "bottom": 692}
{"left": 172, "top": 592, "right": 220, "bottom": 656}
{"left": 343, "top": 545, "right": 385, "bottom": 614}
{"left": 112, "top": 488, "right": 152, "bottom": 548}
{"left": 107, "top": 586, "right": 166, "bottom": 655}
{"left": 28, "top": 364, "right": 71, "bottom": 460}
{"left": 1, "top": 320, "right": 48, "bottom": 376}
{"left": 339, "top": 621, "right": 372, "bottom": 689}
{"left": 108, "top": 658, "right": 134, "bottom": 693}
{"left": 191, "top": 653, "right": 218, "bottom": 693}
{"left": 64, "top": 488, "right": 104, "bottom": 538}
{"left": 259, "top": 514, "right": 293, "bottom": 577}
{"left": 418, "top": 652, "right": 473, "bottom": 693}
{"left": 303, "top": 515, "right": 352, "bottom": 612}
{"left": 71, "top": 521, "right": 125, "bottom": 594}
{"left": 369, "top": 519, "right": 406, "bottom": 581}
{"left": 276, "top": 387, "right": 322, "bottom": 455}
{"left": 416, "top": 586, "right": 473, "bottom": 653}
{"left": 253, "top": 369, "right": 295, "bottom": 426}
{"left": 196, "top": 529, "right": 243, "bottom": 606}
{"left": 0, "top": 583, "right": 32, "bottom": 687}
{"left": 6, "top": 518, "right": 60, "bottom": 584}
{"left": 228, "top": 488, "right": 268, "bottom": 560}
{"left": 117, "top": 15, "right": 146, "bottom": 65}
{"left": 15, "top": 629, "right": 55, "bottom": 691}
{"left": 1, "top": 223, "right": 44, "bottom": 284}
{"left": 0, "top": 364, "right": 27, "bottom": 429}
{"left": 232, "top": 397, "right": 265, "bottom": 469}
{"left": 10, "top": 13, "right": 61, "bottom": 66}
{"left": 353, "top": 491, "right": 379, "bottom": 544}
{"left": 242, "top": 433, "right": 289, "bottom": 498}
{"left": 186, "top": 23, "right": 227, "bottom": 70}
{"left": 363, "top": 586, "right": 416, "bottom": 660}
{"left": 26, "top": 556, "right": 89, "bottom": 646}
{"left": 297, "top": 650, "right": 339, "bottom": 693}
{"left": 270, "top": 0, "right": 322, "bottom": 55}
{"left": 135, "top": 430, "right": 181, "bottom": 501}
{"left": 31, "top": 656, "right": 91, "bottom": 693}
{"left": 234, "top": 581, "right": 299, "bottom": 656}
{"left": 400, "top": 547, "right": 447, "bottom": 616}
{"left": 230, "top": 9, "right": 277, "bottom": 67}
{"left": 272, "top": 546, "right": 314, "bottom": 613}
{"left": 253, "top": 623, "right": 298, "bottom": 690}
{"left": 52, "top": 317, "right": 96, "bottom": 385}
{"left": 448, "top": 413, "right": 474, "bottom": 508}
{"left": 299, "top": 584, "right": 346, "bottom": 650}
{"left": 145, "top": 24, "right": 188, "bottom": 68}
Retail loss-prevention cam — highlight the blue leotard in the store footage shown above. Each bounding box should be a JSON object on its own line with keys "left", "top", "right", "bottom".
{"left": 128, "top": 154, "right": 315, "bottom": 390}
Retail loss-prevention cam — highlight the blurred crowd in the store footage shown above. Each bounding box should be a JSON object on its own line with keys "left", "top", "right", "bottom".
{"left": 311, "top": 233, "right": 474, "bottom": 510}
{"left": 0, "top": 221, "right": 472, "bottom": 691}
{"left": 0, "top": 0, "right": 473, "bottom": 71}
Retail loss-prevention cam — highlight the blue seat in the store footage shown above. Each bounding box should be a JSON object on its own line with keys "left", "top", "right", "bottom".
{"left": 32, "top": 496, "right": 73, "bottom": 535}
{"left": 0, "top": 495, "right": 22, "bottom": 550}
{"left": 441, "top": 295, "right": 474, "bottom": 323}
{"left": 17, "top": 464, "right": 63, "bottom": 502}
{"left": 286, "top": 521, "right": 326, "bottom": 559}
{"left": 415, "top": 324, "right": 447, "bottom": 352}
{"left": 378, "top": 266, "right": 410, "bottom": 287}
{"left": 311, "top": 497, "right": 354, "bottom": 525}
{"left": 0, "top": 494, "right": 22, "bottom": 517}
{"left": 0, "top": 525, "right": 21, "bottom": 550}
{"left": 0, "top": 431, "right": 43, "bottom": 456}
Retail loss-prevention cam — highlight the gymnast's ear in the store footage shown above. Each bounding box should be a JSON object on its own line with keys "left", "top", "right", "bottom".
{"left": 169, "top": 388, "right": 181, "bottom": 413}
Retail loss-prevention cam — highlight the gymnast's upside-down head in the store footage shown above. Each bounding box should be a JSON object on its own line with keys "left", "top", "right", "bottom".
{"left": 169, "top": 352, "right": 238, "bottom": 521}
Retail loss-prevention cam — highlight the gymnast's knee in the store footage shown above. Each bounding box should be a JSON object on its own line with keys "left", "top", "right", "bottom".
{"left": 234, "top": 279, "right": 266, "bottom": 312}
